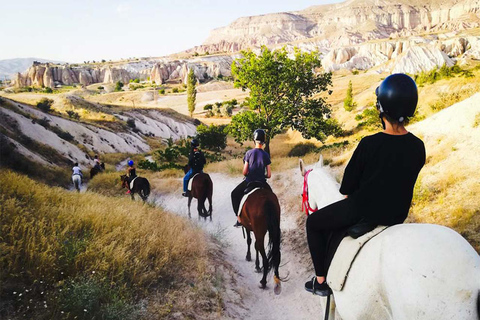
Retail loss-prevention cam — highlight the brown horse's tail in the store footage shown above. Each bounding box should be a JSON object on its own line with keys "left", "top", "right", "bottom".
{"left": 265, "top": 199, "right": 281, "bottom": 276}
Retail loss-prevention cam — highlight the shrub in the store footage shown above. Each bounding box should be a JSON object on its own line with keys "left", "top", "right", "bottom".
{"left": 36, "top": 98, "right": 54, "bottom": 112}
{"left": 126, "top": 118, "right": 136, "bottom": 128}
{"left": 344, "top": 80, "right": 355, "bottom": 111}
{"left": 66, "top": 110, "right": 80, "bottom": 120}
{"left": 196, "top": 124, "right": 228, "bottom": 151}
{"left": 172, "top": 87, "right": 179, "bottom": 93}
{"left": 138, "top": 159, "right": 160, "bottom": 171}
{"left": 52, "top": 127, "right": 75, "bottom": 141}
{"left": 203, "top": 104, "right": 213, "bottom": 110}
{"left": 97, "top": 86, "right": 104, "bottom": 90}
{"left": 44, "top": 87, "right": 53, "bottom": 93}
{"left": 288, "top": 142, "right": 317, "bottom": 157}
{"left": 355, "top": 104, "right": 382, "bottom": 130}
{"left": 114, "top": 81, "right": 124, "bottom": 92}
{"left": 159, "top": 88, "right": 165, "bottom": 95}
{"left": 474, "top": 113, "right": 480, "bottom": 128}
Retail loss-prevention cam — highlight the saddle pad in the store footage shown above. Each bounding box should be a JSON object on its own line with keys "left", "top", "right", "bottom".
{"left": 129, "top": 177, "right": 138, "bottom": 190}
{"left": 238, "top": 188, "right": 260, "bottom": 216}
{"left": 187, "top": 173, "right": 200, "bottom": 191}
{"left": 327, "top": 226, "right": 388, "bottom": 291}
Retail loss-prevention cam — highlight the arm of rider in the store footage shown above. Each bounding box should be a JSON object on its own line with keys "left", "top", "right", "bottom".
{"left": 265, "top": 165, "right": 271, "bottom": 179}
{"left": 243, "top": 161, "right": 249, "bottom": 176}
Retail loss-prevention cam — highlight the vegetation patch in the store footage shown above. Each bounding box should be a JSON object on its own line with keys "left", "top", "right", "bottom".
{"left": 0, "top": 170, "right": 217, "bottom": 319}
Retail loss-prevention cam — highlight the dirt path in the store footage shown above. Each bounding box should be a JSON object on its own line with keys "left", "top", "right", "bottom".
{"left": 154, "top": 168, "right": 333, "bottom": 319}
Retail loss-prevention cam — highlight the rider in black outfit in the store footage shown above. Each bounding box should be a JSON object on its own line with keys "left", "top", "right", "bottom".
{"left": 182, "top": 139, "right": 206, "bottom": 197}
{"left": 304, "top": 74, "right": 426, "bottom": 296}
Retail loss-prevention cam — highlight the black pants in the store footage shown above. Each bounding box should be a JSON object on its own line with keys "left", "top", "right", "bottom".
{"left": 306, "top": 198, "right": 361, "bottom": 277}
{"left": 231, "top": 180, "right": 272, "bottom": 216}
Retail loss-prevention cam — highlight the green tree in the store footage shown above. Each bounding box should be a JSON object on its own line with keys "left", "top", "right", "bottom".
{"left": 187, "top": 69, "right": 197, "bottom": 117}
{"left": 114, "top": 81, "right": 124, "bottom": 92}
{"left": 230, "top": 46, "right": 341, "bottom": 154}
{"left": 196, "top": 124, "right": 228, "bottom": 151}
{"left": 344, "top": 80, "right": 356, "bottom": 111}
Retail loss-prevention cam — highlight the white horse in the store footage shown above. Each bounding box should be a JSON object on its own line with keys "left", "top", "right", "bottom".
{"left": 300, "top": 157, "right": 480, "bottom": 320}
{"left": 72, "top": 174, "right": 82, "bottom": 192}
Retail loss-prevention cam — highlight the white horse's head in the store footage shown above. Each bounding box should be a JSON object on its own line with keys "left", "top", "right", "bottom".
{"left": 299, "top": 156, "right": 343, "bottom": 214}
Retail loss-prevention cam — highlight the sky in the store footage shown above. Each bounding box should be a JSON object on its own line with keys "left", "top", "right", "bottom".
{"left": 0, "top": 0, "right": 342, "bottom": 63}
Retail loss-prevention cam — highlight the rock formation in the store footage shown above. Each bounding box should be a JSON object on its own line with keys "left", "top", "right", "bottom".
{"left": 188, "top": 0, "right": 480, "bottom": 55}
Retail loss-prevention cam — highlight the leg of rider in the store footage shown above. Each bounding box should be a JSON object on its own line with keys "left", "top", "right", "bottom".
{"left": 231, "top": 180, "right": 249, "bottom": 216}
{"left": 306, "top": 198, "right": 360, "bottom": 283}
{"left": 183, "top": 168, "right": 193, "bottom": 193}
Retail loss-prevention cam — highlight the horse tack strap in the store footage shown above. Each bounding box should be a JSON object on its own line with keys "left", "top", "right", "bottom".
{"left": 302, "top": 169, "right": 317, "bottom": 215}
{"left": 129, "top": 177, "right": 138, "bottom": 190}
{"left": 327, "top": 226, "right": 388, "bottom": 291}
{"left": 187, "top": 173, "right": 200, "bottom": 191}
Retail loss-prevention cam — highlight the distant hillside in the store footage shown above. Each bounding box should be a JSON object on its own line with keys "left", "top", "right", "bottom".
{"left": 0, "top": 57, "right": 65, "bottom": 80}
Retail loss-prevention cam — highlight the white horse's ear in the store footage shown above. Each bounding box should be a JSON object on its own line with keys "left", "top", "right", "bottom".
{"left": 299, "top": 159, "right": 306, "bottom": 177}
{"left": 315, "top": 154, "right": 324, "bottom": 169}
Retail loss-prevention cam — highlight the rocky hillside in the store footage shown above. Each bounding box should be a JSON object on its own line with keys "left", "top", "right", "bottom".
{"left": 0, "top": 57, "right": 64, "bottom": 80}
{"left": 10, "top": 0, "right": 480, "bottom": 89}
{"left": 192, "top": 0, "right": 480, "bottom": 54}
{"left": 0, "top": 97, "right": 197, "bottom": 167}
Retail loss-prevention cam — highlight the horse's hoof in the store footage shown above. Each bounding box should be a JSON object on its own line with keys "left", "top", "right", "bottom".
{"left": 274, "top": 283, "right": 282, "bottom": 295}
{"left": 246, "top": 256, "right": 251, "bottom": 262}
{"left": 259, "top": 282, "right": 267, "bottom": 289}
{"left": 255, "top": 267, "right": 262, "bottom": 273}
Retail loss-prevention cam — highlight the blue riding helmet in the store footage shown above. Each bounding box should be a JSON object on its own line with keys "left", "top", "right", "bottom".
{"left": 128, "top": 160, "right": 134, "bottom": 166}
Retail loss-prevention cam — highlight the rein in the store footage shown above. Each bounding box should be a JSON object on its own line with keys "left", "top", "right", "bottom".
{"left": 302, "top": 169, "right": 317, "bottom": 215}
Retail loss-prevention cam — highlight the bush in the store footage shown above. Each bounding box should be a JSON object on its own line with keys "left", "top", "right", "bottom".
{"left": 36, "top": 98, "right": 54, "bottom": 112}
{"left": 114, "top": 81, "right": 124, "bottom": 92}
{"left": 196, "top": 124, "right": 228, "bottom": 151}
{"left": 66, "top": 110, "right": 80, "bottom": 120}
{"left": 288, "top": 142, "right": 317, "bottom": 157}
{"left": 172, "top": 88, "right": 179, "bottom": 93}
{"left": 203, "top": 104, "right": 213, "bottom": 110}
{"left": 159, "top": 88, "right": 165, "bottom": 95}
{"left": 97, "top": 86, "right": 104, "bottom": 90}
{"left": 126, "top": 118, "right": 136, "bottom": 128}
{"left": 44, "top": 87, "right": 53, "bottom": 93}
{"left": 355, "top": 104, "right": 381, "bottom": 130}
{"left": 138, "top": 159, "right": 160, "bottom": 171}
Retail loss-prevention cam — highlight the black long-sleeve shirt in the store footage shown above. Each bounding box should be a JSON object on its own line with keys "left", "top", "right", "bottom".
{"left": 340, "top": 132, "right": 425, "bottom": 226}
{"left": 188, "top": 150, "right": 206, "bottom": 173}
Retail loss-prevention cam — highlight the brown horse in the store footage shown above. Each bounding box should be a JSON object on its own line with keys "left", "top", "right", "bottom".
{"left": 120, "top": 174, "right": 150, "bottom": 201}
{"left": 184, "top": 166, "right": 213, "bottom": 220}
{"left": 239, "top": 188, "right": 282, "bottom": 294}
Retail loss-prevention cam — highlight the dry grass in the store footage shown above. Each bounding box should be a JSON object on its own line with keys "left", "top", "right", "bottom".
{"left": 0, "top": 169, "right": 222, "bottom": 318}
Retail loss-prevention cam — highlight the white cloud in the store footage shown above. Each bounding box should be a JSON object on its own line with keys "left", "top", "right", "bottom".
{"left": 116, "top": 3, "right": 131, "bottom": 14}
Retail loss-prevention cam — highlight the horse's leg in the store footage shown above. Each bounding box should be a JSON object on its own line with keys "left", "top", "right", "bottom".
{"left": 246, "top": 231, "right": 252, "bottom": 262}
{"left": 187, "top": 196, "right": 192, "bottom": 218}
{"left": 255, "top": 237, "right": 268, "bottom": 289}
{"left": 255, "top": 248, "right": 261, "bottom": 273}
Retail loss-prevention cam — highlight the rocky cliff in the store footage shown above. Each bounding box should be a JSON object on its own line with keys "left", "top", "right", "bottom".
{"left": 190, "top": 0, "right": 480, "bottom": 55}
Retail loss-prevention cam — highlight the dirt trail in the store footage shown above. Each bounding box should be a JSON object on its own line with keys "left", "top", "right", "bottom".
{"left": 154, "top": 168, "right": 334, "bottom": 319}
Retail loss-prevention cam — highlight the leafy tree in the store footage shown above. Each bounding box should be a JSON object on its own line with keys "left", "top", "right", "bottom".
{"left": 36, "top": 98, "right": 54, "bottom": 112}
{"left": 196, "top": 124, "right": 228, "bottom": 151}
{"left": 203, "top": 104, "right": 213, "bottom": 111}
{"left": 187, "top": 69, "right": 197, "bottom": 117}
{"left": 114, "top": 81, "right": 124, "bottom": 92}
{"left": 344, "top": 80, "right": 356, "bottom": 111}
{"left": 230, "top": 46, "right": 341, "bottom": 154}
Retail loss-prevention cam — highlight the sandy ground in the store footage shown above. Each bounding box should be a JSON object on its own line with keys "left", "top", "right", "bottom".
{"left": 154, "top": 169, "right": 333, "bottom": 320}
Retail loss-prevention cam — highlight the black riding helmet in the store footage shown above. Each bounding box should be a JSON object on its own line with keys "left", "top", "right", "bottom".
{"left": 253, "top": 129, "right": 266, "bottom": 144}
{"left": 191, "top": 139, "right": 199, "bottom": 148}
{"left": 375, "top": 73, "right": 418, "bottom": 123}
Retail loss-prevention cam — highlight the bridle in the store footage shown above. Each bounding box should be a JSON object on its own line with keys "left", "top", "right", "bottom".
{"left": 302, "top": 169, "right": 317, "bottom": 215}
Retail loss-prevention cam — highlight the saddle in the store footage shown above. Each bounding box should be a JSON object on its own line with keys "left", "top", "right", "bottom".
{"left": 129, "top": 177, "right": 138, "bottom": 190}
{"left": 187, "top": 173, "right": 200, "bottom": 191}
{"left": 325, "top": 223, "right": 388, "bottom": 291}
{"left": 244, "top": 181, "right": 266, "bottom": 194}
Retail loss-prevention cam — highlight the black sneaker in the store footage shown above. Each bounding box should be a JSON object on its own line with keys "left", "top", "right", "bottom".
{"left": 233, "top": 221, "right": 242, "bottom": 228}
{"left": 182, "top": 192, "right": 188, "bottom": 197}
{"left": 304, "top": 277, "right": 332, "bottom": 296}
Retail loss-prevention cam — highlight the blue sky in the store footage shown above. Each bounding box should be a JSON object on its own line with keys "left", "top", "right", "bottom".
{"left": 1, "top": 0, "right": 342, "bottom": 62}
